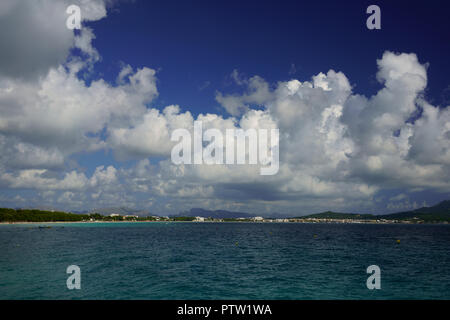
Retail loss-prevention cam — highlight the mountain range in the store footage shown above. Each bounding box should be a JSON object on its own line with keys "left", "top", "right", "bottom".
{"left": 89, "top": 207, "right": 152, "bottom": 216}
{"left": 178, "top": 200, "right": 450, "bottom": 222}
{"left": 178, "top": 208, "right": 256, "bottom": 219}
{"left": 85, "top": 200, "right": 450, "bottom": 222}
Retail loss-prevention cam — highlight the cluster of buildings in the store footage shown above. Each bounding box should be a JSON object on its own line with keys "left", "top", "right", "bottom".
{"left": 109, "top": 213, "right": 139, "bottom": 220}
{"left": 191, "top": 216, "right": 405, "bottom": 224}
{"left": 97, "top": 214, "right": 433, "bottom": 224}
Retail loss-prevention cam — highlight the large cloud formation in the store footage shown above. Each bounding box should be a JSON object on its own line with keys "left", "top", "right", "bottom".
{"left": 0, "top": 0, "right": 448, "bottom": 215}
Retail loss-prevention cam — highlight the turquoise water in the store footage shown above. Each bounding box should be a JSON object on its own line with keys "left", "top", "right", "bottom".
{"left": 0, "top": 222, "right": 449, "bottom": 299}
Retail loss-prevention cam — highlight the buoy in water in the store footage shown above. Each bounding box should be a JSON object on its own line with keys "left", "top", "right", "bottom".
{"left": 396, "top": 239, "right": 400, "bottom": 244}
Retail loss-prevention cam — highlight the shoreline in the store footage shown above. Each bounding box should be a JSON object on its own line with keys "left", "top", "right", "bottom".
{"left": 1, "top": 220, "right": 449, "bottom": 225}
{"left": 0, "top": 220, "right": 159, "bottom": 225}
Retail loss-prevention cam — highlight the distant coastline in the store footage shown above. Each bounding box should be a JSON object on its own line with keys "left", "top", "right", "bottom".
{"left": 1, "top": 218, "right": 449, "bottom": 225}
{"left": 1, "top": 200, "right": 449, "bottom": 225}
{"left": 1, "top": 220, "right": 449, "bottom": 225}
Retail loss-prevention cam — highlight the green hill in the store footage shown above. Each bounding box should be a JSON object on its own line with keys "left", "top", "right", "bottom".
{"left": 297, "top": 200, "right": 450, "bottom": 222}
{"left": 381, "top": 200, "right": 450, "bottom": 222}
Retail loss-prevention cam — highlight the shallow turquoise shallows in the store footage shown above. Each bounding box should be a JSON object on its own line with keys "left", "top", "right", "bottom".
{"left": 0, "top": 222, "right": 449, "bottom": 299}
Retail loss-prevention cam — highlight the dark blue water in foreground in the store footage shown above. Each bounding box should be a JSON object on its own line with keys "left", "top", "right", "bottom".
{"left": 0, "top": 222, "right": 449, "bottom": 299}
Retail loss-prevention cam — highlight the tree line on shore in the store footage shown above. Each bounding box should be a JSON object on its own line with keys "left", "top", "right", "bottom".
{"left": 0, "top": 208, "right": 154, "bottom": 222}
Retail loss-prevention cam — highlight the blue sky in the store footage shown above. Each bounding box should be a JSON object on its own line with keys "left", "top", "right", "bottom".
{"left": 0, "top": 0, "right": 449, "bottom": 215}
{"left": 89, "top": 0, "right": 449, "bottom": 111}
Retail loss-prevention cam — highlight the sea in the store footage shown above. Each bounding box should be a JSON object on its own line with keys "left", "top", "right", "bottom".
{"left": 0, "top": 222, "right": 449, "bottom": 299}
